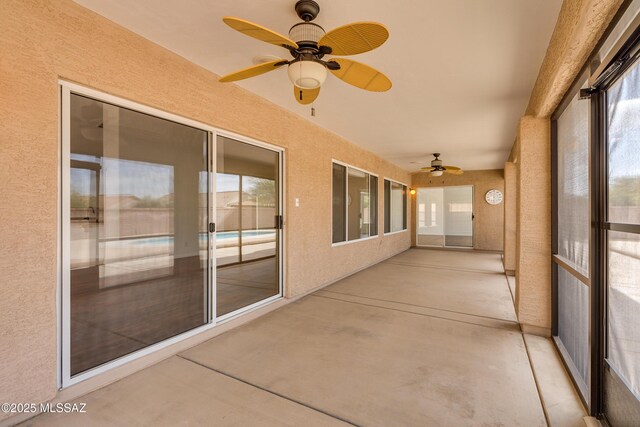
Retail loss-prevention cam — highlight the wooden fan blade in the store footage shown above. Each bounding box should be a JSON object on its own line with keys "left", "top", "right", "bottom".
{"left": 329, "top": 58, "right": 392, "bottom": 92}
{"left": 319, "top": 22, "right": 389, "bottom": 56}
{"left": 445, "top": 169, "right": 464, "bottom": 175}
{"left": 420, "top": 167, "right": 436, "bottom": 171}
{"left": 223, "top": 17, "right": 298, "bottom": 50}
{"left": 443, "top": 166, "right": 461, "bottom": 170}
{"left": 293, "top": 86, "right": 320, "bottom": 105}
{"left": 219, "top": 60, "right": 286, "bottom": 82}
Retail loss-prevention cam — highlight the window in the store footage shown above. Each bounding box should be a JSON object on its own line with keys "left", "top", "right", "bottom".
{"left": 332, "top": 162, "right": 378, "bottom": 244}
{"left": 553, "top": 82, "right": 591, "bottom": 400}
{"left": 384, "top": 179, "right": 407, "bottom": 233}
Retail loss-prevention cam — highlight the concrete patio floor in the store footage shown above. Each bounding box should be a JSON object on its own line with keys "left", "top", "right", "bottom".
{"left": 22, "top": 249, "right": 586, "bottom": 426}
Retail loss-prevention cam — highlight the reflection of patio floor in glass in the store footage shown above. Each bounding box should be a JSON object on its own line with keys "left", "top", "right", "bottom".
{"left": 217, "top": 258, "right": 278, "bottom": 316}
{"left": 70, "top": 257, "right": 278, "bottom": 376}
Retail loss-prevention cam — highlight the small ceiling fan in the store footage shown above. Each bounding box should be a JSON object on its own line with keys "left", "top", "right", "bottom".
{"left": 218, "top": 0, "right": 392, "bottom": 105}
{"left": 420, "top": 153, "right": 464, "bottom": 176}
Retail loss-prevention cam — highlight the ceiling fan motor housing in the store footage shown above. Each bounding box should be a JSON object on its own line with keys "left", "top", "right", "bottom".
{"left": 289, "top": 22, "right": 325, "bottom": 48}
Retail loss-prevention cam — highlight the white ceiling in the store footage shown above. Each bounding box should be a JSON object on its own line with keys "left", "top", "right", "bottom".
{"left": 73, "top": 0, "right": 562, "bottom": 171}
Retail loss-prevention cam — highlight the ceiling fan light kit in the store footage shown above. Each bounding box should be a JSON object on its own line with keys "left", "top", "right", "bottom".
{"left": 218, "top": 0, "right": 391, "bottom": 104}
{"left": 420, "top": 153, "right": 464, "bottom": 176}
{"left": 288, "top": 60, "right": 327, "bottom": 89}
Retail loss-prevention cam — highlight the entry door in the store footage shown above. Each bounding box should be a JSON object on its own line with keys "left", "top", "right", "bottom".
{"left": 416, "top": 186, "right": 473, "bottom": 247}
{"left": 215, "top": 135, "right": 282, "bottom": 318}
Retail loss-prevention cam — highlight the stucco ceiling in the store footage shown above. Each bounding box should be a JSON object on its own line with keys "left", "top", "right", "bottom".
{"left": 73, "top": 0, "right": 562, "bottom": 171}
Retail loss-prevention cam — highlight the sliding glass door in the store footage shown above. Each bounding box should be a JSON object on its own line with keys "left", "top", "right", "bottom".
{"left": 215, "top": 136, "right": 281, "bottom": 317}
{"left": 416, "top": 186, "right": 473, "bottom": 247}
{"left": 603, "top": 57, "right": 640, "bottom": 424}
{"left": 62, "top": 85, "right": 284, "bottom": 384}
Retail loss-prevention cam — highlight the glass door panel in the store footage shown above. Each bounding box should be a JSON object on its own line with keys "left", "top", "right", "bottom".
{"left": 69, "top": 93, "right": 209, "bottom": 376}
{"left": 416, "top": 186, "right": 473, "bottom": 247}
{"left": 605, "top": 59, "right": 640, "bottom": 421}
{"left": 416, "top": 188, "right": 444, "bottom": 246}
{"left": 443, "top": 186, "right": 473, "bottom": 247}
{"left": 216, "top": 136, "right": 280, "bottom": 317}
{"left": 607, "top": 231, "right": 640, "bottom": 398}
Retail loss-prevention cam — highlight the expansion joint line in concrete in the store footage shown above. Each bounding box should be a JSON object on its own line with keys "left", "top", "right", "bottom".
{"left": 502, "top": 269, "right": 551, "bottom": 427}
{"left": 318, "top": 290, "right": 518, "bottom": 325}
{"left": 177, "top": 355, "right": 360, "bottom": 427}
{"left": 385, "top": 260, "right": 502, "bottom": 276}
{"left": 311, "top": 294, "right": 517, "bottom": 332}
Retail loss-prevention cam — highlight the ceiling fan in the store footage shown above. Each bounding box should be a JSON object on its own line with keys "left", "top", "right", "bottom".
{"left": 420, "top": 153, "right": 464, "bottom": 176}
{"left": 218, "top": 0, "right": 392, "bottom": 105}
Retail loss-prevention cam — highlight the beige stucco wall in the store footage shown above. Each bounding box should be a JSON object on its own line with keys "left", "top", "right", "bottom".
{"left": 503, "top": 162, "right": 517, "bottom": 274}
{"left": 410, "top": 170, "right": 504, "bottom": 251}
{"left": 515, "top": 117, "right": 552, "bottom": 336}
{"left": 526, "top": 0, "right": 625, "bottom": 118}
{"left": 0, "top": 0, "right": 411, "bottom": 415}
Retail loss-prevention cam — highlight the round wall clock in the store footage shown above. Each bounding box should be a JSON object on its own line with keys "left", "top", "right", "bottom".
{"left": 485, "top": 189, "right": 503, "bottom": 205}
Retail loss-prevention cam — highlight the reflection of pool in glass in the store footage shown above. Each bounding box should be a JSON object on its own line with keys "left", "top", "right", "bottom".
{"left": 132, "top": 230, "right": 276, "bottom": 245}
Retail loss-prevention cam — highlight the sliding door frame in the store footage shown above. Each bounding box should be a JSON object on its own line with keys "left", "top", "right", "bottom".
{"left": 58, "top": 81, "right": 285, "bottom": 388}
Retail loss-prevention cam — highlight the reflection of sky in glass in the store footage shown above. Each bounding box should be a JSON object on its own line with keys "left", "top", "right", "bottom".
{"left": 217, "top": 173, "right": 239, "bottom": 192}
{"left": 70, "top": 168, "right": 93, "bottom": 196}
{"left": 199, "top": 171, "right": 208, "bottom": 194}
{"left": 215, "top": 174, "right": 261, "bottom": 193}
{"left": 101, "top": 158, "right": 173, "bottom": 197}
{"left": 70, "top": 153, "right": 100, "bottom": 163}
{"left": 608, "top": 62, "right": 640, "bottom": 181}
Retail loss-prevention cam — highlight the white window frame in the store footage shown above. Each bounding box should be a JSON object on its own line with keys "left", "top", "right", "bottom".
{"left": 59, "top": 81, "right": 286, "bottom": 387}
{"left": 331, "top": 159, "right": 380, "bottom": 247}
{"left": 383, "top": 177, "right": 409, "bottom": 235}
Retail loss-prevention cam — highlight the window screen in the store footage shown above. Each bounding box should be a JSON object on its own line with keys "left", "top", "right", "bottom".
{"left": 553, "top": 80, "right": 591, "bottom": 401}
{"left": 557, "top": 87, "right": 590, "bottom": 276}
